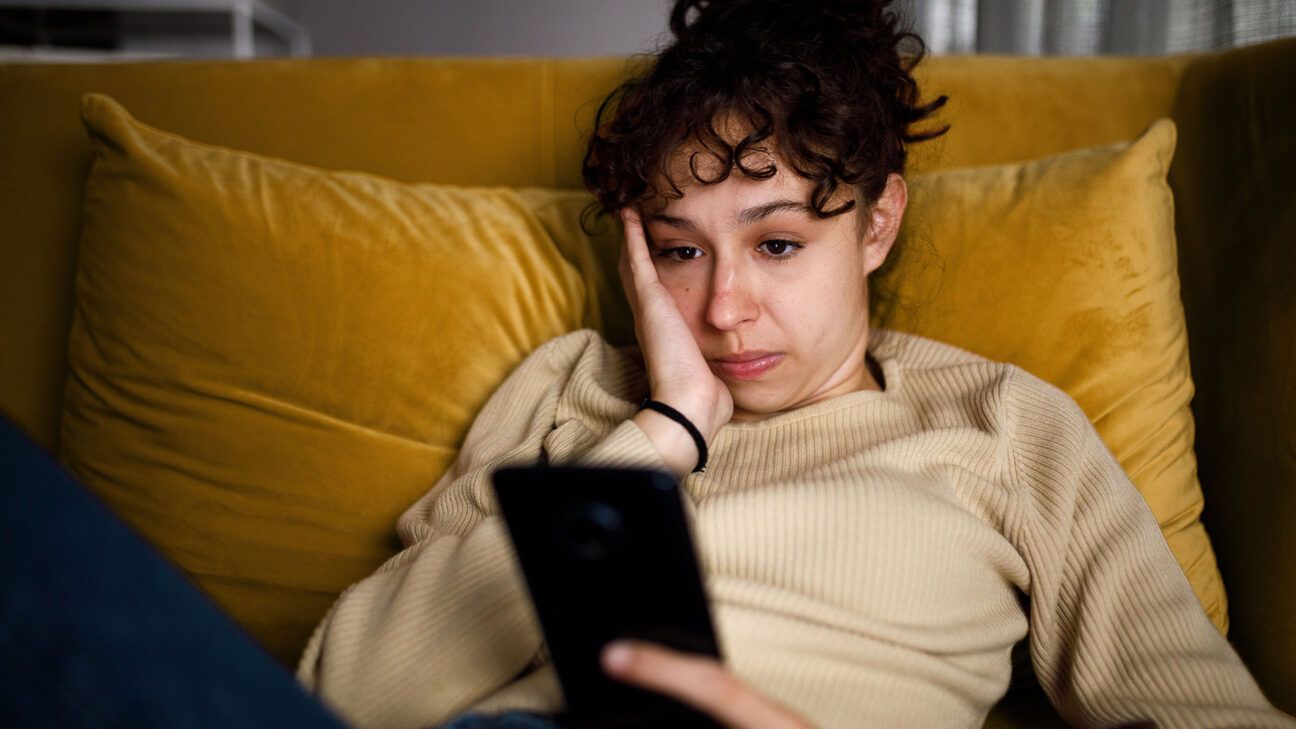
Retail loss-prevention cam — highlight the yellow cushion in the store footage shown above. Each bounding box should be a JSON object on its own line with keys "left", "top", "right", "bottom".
{"left": 61, "top": 89, "right": 1227, "bottom": 670}
{"left": 871, "top": 118, "right": 1228, "bottom": 633}
{"left": 59, "top": 93, "right": 606, "bottom": 665}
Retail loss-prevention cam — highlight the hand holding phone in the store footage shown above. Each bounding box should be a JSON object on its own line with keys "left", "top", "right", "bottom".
{"left": 492, "top": 466, "right": 723, "bottom": 729}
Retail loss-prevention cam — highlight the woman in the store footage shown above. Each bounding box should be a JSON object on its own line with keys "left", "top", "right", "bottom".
{"left": 297, "top": 1, "right": 1293, "bottom": 728}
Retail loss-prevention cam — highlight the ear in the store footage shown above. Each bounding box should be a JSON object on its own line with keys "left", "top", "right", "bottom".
{"left": 861, "top": 173, "right": 908, "bottom": 276}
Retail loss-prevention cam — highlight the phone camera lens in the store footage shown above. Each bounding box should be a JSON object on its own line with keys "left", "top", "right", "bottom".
{"left": 560, "top": 502, "right": 623, "bottom": 562}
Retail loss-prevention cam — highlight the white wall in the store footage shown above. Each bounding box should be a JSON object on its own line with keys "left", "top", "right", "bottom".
{"left": 293, "top": 0, "right": 673, "bottom": 58}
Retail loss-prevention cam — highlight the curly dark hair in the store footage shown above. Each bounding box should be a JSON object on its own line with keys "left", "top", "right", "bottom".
{"left": 579, "top": 0, "right": 948, "bottom": 239}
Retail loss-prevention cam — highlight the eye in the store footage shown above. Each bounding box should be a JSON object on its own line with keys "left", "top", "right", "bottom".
{"left": 655, "top": 246, "right": 704, "bottom": 263}
{"left": 758, "top": 239, "right": 804, "bottom": 260}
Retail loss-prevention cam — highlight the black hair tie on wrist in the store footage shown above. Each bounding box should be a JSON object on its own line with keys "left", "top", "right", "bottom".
{"left": 638, "top": 397, "right": 708, "bottom": 474}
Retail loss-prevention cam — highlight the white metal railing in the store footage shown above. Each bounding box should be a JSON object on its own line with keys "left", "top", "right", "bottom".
{"left": 0, "top": 0, "right": 312, "bottom": 58}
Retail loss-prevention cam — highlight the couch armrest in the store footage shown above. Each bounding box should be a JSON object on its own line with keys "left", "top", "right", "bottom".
{"left": 1168, "top": 36, "right": 1296, "bottom": 714}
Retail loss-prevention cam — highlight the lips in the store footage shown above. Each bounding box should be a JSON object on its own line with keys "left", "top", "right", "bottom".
{"left": 710, "top": 351, "right": 784, "bottom": 380}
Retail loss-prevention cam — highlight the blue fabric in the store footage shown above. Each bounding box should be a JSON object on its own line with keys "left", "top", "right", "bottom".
{"left": 0, "top": 414, "right": 565, "bottom": 729}
{"left": 440, "top": 711, "right": 568, "bottom": 729}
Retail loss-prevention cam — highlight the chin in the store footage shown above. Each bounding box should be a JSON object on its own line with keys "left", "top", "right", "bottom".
{"left": 728, "top": 388, "right": 789, "bottom": 421}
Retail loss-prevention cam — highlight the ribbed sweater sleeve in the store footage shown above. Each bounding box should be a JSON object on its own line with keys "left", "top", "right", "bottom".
{"left": 1007, "top": 371, "right": 1291, "bottom": 727}
{"left": 294, "top": 327, "right": 1294, "bottom": 729}
{"left": 294, "top": 331, "right": 664, "bottom": 729}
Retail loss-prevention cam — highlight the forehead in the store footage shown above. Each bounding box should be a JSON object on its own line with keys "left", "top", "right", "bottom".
{"left": 646, "top": 113, "right": 855, "bottom": 217}
{"left": 656, "top": 116, "right": 780, "bottom": 193}
{"left": 647, "top": 148, "right": 809, "bottom": 223}
{"left": 645, "top": 153, "right": 858, "bottom": 236}
{"left": 658, "top": 154, "right": 802, "bottom": 204}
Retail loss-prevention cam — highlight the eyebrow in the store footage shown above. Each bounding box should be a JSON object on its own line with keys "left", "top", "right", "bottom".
{"left": 643, "top": 199, "right": 815, "bottom": 233}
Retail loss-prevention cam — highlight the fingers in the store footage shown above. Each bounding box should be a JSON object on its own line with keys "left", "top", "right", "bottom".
{"left": 602, "top": 640, "right": 812, "bottom": 729}
{"left": 618, "top": 224, "right": 638, "bottom": 319}
{"left": 620, "top": 207, "right": 660, "bottom": 294}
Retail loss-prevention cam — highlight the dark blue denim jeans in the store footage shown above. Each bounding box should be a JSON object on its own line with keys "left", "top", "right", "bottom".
{"left": 0, "top": 414, "right": 564, "bottom": 729}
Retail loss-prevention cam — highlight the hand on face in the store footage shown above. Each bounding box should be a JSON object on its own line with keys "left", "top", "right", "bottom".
{"left": 620, "top": 206, "right": 734, "bottom": 446}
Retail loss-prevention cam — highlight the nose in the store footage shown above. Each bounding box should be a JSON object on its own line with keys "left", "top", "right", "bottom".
{"left": 704, "top": 255, "right": 759, "bottom": 331}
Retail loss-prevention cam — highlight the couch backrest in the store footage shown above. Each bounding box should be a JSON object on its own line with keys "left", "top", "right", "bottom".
{"left": 2, "top": 45, "right": 1292, "bottom": 712}
{"left": 0, "top": 53, "right": 1187, "bottom": 452}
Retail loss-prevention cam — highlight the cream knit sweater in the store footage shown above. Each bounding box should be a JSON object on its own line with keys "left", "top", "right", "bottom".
{"left": 296, "top": 328, "right": 1292, "bottom": 729}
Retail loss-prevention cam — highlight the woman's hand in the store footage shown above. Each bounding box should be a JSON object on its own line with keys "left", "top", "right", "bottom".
{"left": 619, "top": 206, "right": 733, "bottom": 474}
{"left": 601, "top": 640, "right": 815, "bottom": 729}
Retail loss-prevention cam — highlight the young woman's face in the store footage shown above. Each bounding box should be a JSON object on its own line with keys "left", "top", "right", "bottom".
{"left": 641, "top": 149, "right": 905, "bottom": 422}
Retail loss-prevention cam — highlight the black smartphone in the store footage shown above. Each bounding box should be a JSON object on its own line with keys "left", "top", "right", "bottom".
{"left": 491, "top": 465, "right": 724, "bottom": 729}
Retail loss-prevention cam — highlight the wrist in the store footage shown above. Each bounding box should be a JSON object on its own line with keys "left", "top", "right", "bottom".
{"left": 642, "top": 390, "right": 719, "bottom": 443}
{"left": 638, "top": 397, "right": 709, "bottom": 474}
{"left": 632, "top": 409, "right": 702, "bottom": 479}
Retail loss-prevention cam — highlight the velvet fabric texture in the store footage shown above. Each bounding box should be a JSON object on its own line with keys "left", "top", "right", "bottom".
{"left": 1168, "top": 39, "right": 1296, "bottom": 706}
{"left": 875, "top": 119, "right": 1228, "bottom": 635}
{"left": 4, "top": 47, "right": 1290, "bottom": 719}
{"left": 59, "top": 94, "right": 1227, "bottom": 672}
{"left": 585, "top": 118, "right": 1228, "bottom": 636}
{"left": 0, "top": 54, "right": 1192, "bottom": 453}
{"left": 59, "top": 93, "right": 601, "bottom": 664}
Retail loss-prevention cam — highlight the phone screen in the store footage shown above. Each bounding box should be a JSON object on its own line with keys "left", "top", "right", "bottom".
{"left": 492, "top": 465, "right": 723, "bottom": 729}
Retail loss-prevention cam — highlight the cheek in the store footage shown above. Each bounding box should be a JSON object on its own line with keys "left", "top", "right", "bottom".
{"left": 781, "top": 264, "right": 867, "bottom": 336}
{"left": 662, "top": 280, "right": 706, "bottom": 322}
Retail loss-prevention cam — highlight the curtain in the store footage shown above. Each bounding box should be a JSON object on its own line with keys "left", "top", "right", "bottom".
{"left": 902, "top": 0, "right": 1296, "bottom": 55}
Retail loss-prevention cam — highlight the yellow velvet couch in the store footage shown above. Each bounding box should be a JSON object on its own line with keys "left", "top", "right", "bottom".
{"left": 1, "top": 39, "right": 1292, "bottom": 726}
